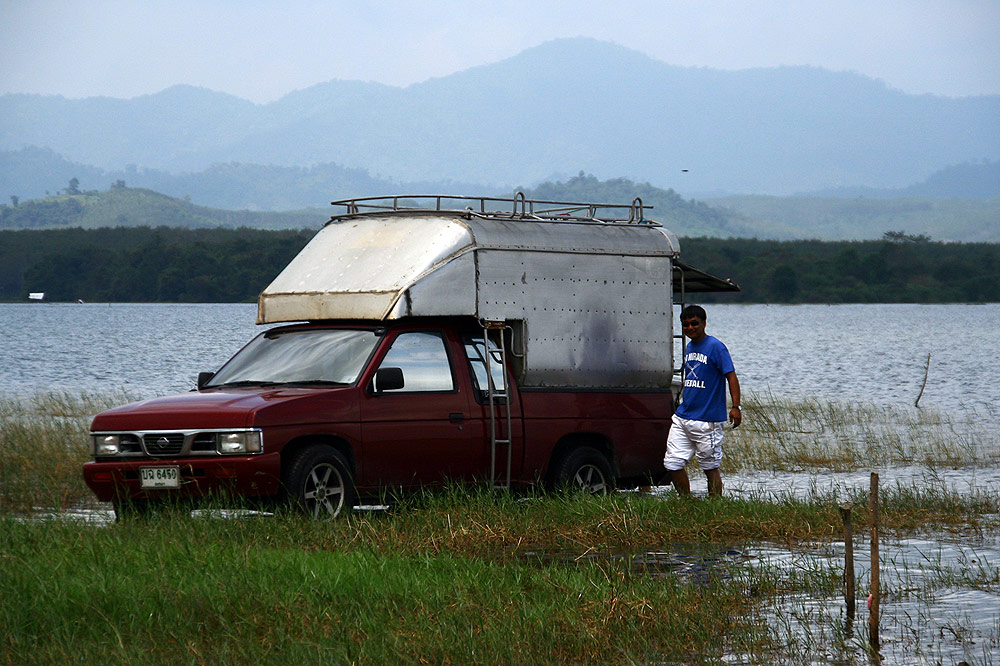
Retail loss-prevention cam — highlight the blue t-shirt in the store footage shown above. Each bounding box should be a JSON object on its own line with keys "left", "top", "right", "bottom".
{"left": 676, "top": 335, "right": 734, "bottom": 423}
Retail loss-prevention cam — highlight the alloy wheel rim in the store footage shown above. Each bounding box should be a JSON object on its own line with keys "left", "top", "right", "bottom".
{"left": 573, "top": 464, "right": 607, "bottom": 493}
{"left": 304, "top": 463, "right": 345, "bottom": 518}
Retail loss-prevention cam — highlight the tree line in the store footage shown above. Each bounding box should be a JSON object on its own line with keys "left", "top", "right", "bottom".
{"left": 1, "top": 227, "right": 997, "bottom": 304}
{"left": 682, "top": 235, "right": 998, "bottom": 303}
{"left": 0, "top": 227, "right": 312, "bottom": 303}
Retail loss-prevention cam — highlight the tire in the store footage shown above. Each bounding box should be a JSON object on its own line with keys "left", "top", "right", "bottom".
{"left": 284, "top": 445, "right": 356, "bottom": 519}
{"left": 551, "top": 446, "right": 614, "bottom": 494}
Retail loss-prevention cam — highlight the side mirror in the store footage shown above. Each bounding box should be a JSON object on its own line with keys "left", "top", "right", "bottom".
{"left": 197, "top": 372, "right": 215, "bottom": 390}
{"left": 373, "top": 367, "right": 404, "bottom": 393}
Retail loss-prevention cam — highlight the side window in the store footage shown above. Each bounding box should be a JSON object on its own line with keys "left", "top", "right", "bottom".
{"left": 377, "top": 332, "right": 454, "bottom": 392}
{"left": 463, "top": 336, "right": 507, "bottom": 398}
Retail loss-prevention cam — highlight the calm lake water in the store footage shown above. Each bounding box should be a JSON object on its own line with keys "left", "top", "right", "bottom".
{"left": 1, "top": 302, "right": 997, "bottom": 414}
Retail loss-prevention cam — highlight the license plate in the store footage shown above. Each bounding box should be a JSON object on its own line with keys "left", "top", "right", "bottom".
{"left": 140, "top": 466, "right": 180, "bottom": 489}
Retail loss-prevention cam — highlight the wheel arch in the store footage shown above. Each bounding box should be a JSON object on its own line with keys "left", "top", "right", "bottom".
{"left": 544, "top": 431, "right": 616, "bottom": 486}
{"left": 279, "top": 434, "right": 356, "bottom": 480}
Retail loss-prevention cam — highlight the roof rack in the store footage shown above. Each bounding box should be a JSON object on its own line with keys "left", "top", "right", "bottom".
{"left": 330, "top": 192, "right": 656, "bottom": 225}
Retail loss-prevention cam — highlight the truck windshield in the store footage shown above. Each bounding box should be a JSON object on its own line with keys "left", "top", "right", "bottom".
{"left": 206, "top": 329, "right": 380, "bottom": 387}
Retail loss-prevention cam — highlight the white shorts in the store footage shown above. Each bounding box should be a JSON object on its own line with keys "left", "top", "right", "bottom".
{"left": 663, "top": 414, "right": 725, "bottom": 472}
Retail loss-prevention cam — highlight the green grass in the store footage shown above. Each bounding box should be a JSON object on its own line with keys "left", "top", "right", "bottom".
{"left": 2, "top": 391, "right": 999, "bottom": 664}
{"left": 5, "top": 488, "right": 996, "bottom": 665}
{"left": 1, "top": 509, "right": 760, "bottom": 665}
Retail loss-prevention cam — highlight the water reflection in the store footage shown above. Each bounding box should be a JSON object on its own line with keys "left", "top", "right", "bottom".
{"left": 746, "top": 537, "right": 1000, "bottom": 665}
{"left": 724, "top": 466, "right": 1000, "bottom": 501}
{"left": 520, "top": 535, "right": 999, "bottom": 665}
{"left": 521, "top": 545, "right": 754, "bottom": 583}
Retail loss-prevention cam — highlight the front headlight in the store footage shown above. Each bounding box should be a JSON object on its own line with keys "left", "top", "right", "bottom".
{"left": 217, "top": 431, "right": 262, "bottom": 455}
{"left": 92, "top": 434, "right": 120, "bottom": 456}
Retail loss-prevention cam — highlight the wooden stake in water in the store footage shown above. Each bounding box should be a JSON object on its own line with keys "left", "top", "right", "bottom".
{"left": 869, "top": 472, "right": 880, "bottom": 651}
{"left": 839, "top": 503, "right": 855, "bottom": 620}
{"left": 914, "top": 353, "right": 931, "bottom": 407}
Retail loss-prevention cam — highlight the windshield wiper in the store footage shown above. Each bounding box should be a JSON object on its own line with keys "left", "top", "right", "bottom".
{"left": 279, "top": 380, "right": 349, "bottom": 386}
{"left": 208, "top": 379, "right": 348, "bottom": 389}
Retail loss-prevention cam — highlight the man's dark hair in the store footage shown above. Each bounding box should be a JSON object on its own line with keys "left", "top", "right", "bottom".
{"left": 680, "top": 305, "right": 706, "bottom": 322}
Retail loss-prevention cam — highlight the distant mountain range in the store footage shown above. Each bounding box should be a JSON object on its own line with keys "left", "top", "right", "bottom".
{"left": 797, "top": 160, "right": 1000, "bottom": 199}
{"left": 3, "top": 146, "right": 998, "bottom": 217}
{"left": 2, "top": 38, "right": 998, "bottom": 198}
{"left": 3, "top": 175, "right": 998, "bottom": 243}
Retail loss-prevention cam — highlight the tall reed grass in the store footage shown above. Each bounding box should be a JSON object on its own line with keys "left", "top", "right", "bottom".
{"left": 2, "top": 390, "right": 997, "bottom": 527}
{"left": 726, "top": 391, "right": 995, "bottom": 472}
{"left": 0, "top": 391, "right": 134, "bottom": 512}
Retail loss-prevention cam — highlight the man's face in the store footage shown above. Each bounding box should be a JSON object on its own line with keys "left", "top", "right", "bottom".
{"left": 681, "top": 316, "right": 706, "bottom": 343}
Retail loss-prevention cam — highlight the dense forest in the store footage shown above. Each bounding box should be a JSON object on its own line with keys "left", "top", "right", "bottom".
{"left": 681, "top": 236, "right": 998, "bottom": 303}
{"left": 1, "top": 227, "right": 996, "bottom": 304}
{"left": 0, "top": 227, "right": 312, "bottom": 303}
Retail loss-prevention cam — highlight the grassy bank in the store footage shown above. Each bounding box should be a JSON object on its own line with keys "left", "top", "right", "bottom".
{"left": 1, "top": 507, "right": 761, "bottom": 665}
{"left": 3, "top": 488, "right": 998, "bottom": 665}
{"left": 2, "top": 392, "right": 998, "bottom": 664}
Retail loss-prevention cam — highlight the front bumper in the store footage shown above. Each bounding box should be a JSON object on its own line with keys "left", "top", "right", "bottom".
{"left": 82, "top": 453, "right": 282, "bottom": 502}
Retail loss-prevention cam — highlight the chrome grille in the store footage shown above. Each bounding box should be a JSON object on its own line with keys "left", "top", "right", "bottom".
{"left": 142, "top": 433, "right": 185, "bottom": 456}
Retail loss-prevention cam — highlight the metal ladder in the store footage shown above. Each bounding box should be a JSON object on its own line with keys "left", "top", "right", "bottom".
{"left": 480, "top": 321, "right": 513, "bottom": 490}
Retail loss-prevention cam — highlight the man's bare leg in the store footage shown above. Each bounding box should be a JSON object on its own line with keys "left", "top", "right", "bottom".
{"left": 705, "top": 468, "right": 723, "bottom": 496}
{"left": 670, "top": 468, "right": 691, "bottom": 496}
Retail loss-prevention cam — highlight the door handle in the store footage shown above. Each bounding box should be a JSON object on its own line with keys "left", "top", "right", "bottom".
{"left": 449, "top": 412, "right": 465, "bottom": 423}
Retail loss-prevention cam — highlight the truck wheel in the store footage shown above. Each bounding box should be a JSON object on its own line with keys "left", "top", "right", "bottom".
{"left": 284, "top": 446, "right": 356, "bottom": 519}
{"left": 552, "top": 446, "right": 614, "bottom": 494}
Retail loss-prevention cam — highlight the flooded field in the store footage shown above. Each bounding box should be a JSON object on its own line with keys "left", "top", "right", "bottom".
{"left": 745, "top": 536, "right": 1000, "bottom": 665}
{"left": 516, "top": 518, "right": 999, "bottom": 664}
{"left": 2, "top": 386, "right": 998, "bottom": 664}
{"left": 24, "top": 503, "right": 1000, "bottom": 664}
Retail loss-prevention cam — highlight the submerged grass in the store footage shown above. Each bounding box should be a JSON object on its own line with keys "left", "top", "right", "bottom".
{"left": 726, "top": 390, "right": 997, "bottom": 473}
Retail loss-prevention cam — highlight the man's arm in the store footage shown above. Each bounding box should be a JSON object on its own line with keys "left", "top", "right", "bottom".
{"left": 726, "top": 370, "right": 742, "bottom": 427}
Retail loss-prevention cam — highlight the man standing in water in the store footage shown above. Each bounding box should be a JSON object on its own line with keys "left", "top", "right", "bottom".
{"left": 664, "top": 305, "right": 741, "bottom": 496}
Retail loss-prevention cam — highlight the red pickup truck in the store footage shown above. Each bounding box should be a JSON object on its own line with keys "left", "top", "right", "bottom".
{"left": 83, "top": 194, "right": 737, "bottom": 517}
{"left": 84, "top": 317, "right": 671, "bottom": 517}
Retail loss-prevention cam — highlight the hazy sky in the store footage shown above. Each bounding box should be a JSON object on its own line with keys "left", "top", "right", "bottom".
{"left": 3, "top": 0, "right": 999, "bottom": 103}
